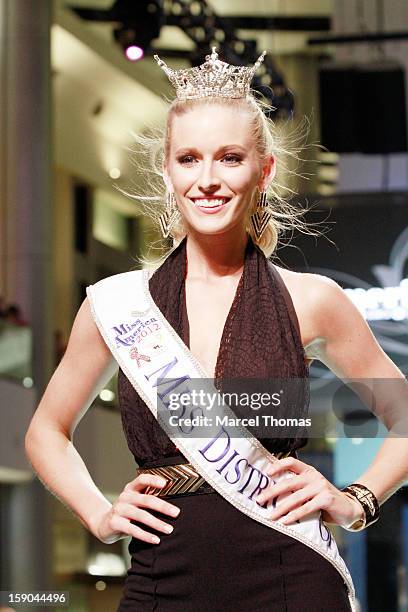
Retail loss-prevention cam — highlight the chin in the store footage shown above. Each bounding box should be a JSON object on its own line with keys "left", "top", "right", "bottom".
{"left": 181, "top": 208, "right": 247, "bottom": 237}
{"left": 184, "top": 218, "right": 246, "bottom": 238}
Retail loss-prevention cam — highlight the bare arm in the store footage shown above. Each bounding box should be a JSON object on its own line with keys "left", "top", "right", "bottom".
{"left": 25, "top": 297, "right": 180, "bottom": 543}
{"left": 257, "top": 275, "right": 408, "bottom": 526}
{"left": 24, "top": 297, "right": 119, "bottom": 534}
{"left": 307, "top": 275, "right": 408, "bottom": 504}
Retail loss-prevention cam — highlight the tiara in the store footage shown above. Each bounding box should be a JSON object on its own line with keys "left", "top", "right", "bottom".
{"left": 153, "top": 47, "right": 266, "bottom": 100}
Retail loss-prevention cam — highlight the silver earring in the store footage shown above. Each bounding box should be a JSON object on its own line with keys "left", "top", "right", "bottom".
{"left": 159, "top": 192, "right": 180, "bottom": 238}
{"left": 250, "top": 190, "right": 272, "bottom": 240}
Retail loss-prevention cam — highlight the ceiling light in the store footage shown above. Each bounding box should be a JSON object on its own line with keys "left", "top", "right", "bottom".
{"left": 99, "top": 389, "right": 115, "bottom": 402}
{"left": 109, "top": 167, "right": 121, "bottom": 179}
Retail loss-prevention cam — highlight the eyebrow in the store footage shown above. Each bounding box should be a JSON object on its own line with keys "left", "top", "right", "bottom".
{"left": 174, "top": 144, "right": 247, "bottom": 156}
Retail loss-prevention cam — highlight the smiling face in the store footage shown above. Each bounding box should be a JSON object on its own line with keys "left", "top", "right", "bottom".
{"left": 164, "top": 101, "right": 275, "bottom": 239}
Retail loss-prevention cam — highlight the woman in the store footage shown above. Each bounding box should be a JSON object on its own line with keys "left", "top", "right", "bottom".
{"left": 25, "top": 49, "right": 408, "bottom": 612}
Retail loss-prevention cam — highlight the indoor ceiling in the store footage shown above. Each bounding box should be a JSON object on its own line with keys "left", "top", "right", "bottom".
{"left": 56, "top": 0, "right": 334, "bottom": 80}
{"left": 52, "top": 0, "right": 335, "bottom": 211}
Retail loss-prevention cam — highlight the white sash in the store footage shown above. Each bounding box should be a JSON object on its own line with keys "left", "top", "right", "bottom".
{"left": 86, "top": 269, "right": 356, "bottom": 611}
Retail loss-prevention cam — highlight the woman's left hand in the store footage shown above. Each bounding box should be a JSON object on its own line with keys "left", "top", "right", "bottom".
{"left": 256, "top": 456, "right": 363, "bottom": 527}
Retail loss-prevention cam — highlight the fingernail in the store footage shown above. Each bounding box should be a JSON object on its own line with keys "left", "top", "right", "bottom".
{"left": 152, "top": 535, "right": 160, "bottom": 543}
{"left": 157, "top": 478, "right": 166, "bottom": 486}
{"left": 164, "top": 524, "right": 173, "bottom": 533}
{"left": 171, "top": 507, "right": 180, "bottom": 517}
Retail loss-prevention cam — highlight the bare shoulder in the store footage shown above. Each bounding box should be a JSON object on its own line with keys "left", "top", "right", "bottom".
{"left": 26, "top": 297, "right": 117, "bottom": 439}
{"left": 273, "top": 265, "right": 403, "bottom": 379}
{"left": 66, "top": 297, "right": 112, "bottom": 360}
{"left": 274, "top": 265, "right": 339, "bottom": 297}
{"left": 273, "top": 265, "right": 346, "bottom": 348}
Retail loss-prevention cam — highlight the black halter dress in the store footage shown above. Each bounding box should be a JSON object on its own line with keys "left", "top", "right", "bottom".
{"left": 117, "top": 235, "right": 351, "bottom": 611}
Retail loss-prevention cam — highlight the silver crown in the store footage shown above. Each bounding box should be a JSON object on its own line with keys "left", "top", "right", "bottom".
{"left": 154, "top": 47, "right": 266, "bottom": 100}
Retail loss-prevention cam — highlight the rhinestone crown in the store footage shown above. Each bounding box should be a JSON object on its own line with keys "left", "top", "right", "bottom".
{"left": 154, "top": 47, "right": 266, "bottom": 100}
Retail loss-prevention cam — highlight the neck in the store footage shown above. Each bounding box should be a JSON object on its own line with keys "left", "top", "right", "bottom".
{"left": 184, "top": 227, "right": 249, "bottom": 280}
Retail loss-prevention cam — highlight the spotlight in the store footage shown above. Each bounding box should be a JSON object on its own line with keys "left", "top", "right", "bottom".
{"left": 112, "top": 1, "right": 164, "bottom": 61}
{"left": 113, "top": 26, "right": 150, "bottom": 62}
{"left": 125, "top": 45, "right": 144, "bottom": 62}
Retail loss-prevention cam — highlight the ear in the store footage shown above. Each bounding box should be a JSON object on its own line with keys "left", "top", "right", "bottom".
{"left": 162, "top": 164, "right": 174, "bottom": 192}
{"left": 258, "top": 154, "right": 276, "bottom": 192}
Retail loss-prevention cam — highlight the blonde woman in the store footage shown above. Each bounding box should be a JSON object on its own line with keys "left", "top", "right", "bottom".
{"left": 25, "top": 49, "right": 408, "bottom": 612}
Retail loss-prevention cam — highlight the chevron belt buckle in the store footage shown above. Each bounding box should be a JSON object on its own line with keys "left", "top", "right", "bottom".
{"left": 137, "top": 451, "right": 293, "bottom": 497}
{"left": 137, "top": 463, "right": 209, "bottom": 497}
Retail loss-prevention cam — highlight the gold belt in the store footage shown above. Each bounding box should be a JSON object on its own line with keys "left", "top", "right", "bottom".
{"left": 137, "top": 451, "right": 293, "bottom": 498}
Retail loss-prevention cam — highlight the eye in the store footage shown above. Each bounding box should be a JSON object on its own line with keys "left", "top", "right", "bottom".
{"left": 222, "top": 154, "right": 242, "bottom": 164}
{"left": 177, "top": 155, "right": 197, "bottom": 165}
{"left": 176, "top": 153, "right": 242, "bottom": 165}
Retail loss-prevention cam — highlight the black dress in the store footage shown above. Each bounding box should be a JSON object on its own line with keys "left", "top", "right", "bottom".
{"left": 117, "top": 235, "right": 351, "bottom": 611}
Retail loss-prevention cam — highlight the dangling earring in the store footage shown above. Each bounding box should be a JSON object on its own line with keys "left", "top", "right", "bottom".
{"left": 159, "top": 192, "right": 180, "bottom": 238}
{"left": 250, "top": 190, "right": 272, "bottom": 241}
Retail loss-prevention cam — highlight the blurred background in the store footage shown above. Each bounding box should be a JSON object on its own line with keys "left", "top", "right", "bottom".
{"left": 1, "top": 0, "right": 408, "bottom": 610}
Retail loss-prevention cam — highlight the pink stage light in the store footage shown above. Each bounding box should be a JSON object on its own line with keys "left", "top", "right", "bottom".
{"left": 125, "top": 45, "right": 144, "bottom": 62}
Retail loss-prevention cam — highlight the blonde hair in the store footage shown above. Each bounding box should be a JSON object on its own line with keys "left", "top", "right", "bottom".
{"left": 118, "top": 91, "right": 322, "bottom": 268}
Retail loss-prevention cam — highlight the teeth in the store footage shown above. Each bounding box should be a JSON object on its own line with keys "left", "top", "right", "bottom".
{"left": 193, "top": 198, "right": 228, "bottom": 207}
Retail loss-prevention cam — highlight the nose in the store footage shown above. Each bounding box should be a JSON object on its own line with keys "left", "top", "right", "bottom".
{"left": 197, "top": 159, "right": 221, "bottom": 193}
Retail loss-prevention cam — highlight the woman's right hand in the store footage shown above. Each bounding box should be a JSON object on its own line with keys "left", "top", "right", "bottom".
{"left": 91, "top": 473, "right": 181, "bottom": 544}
